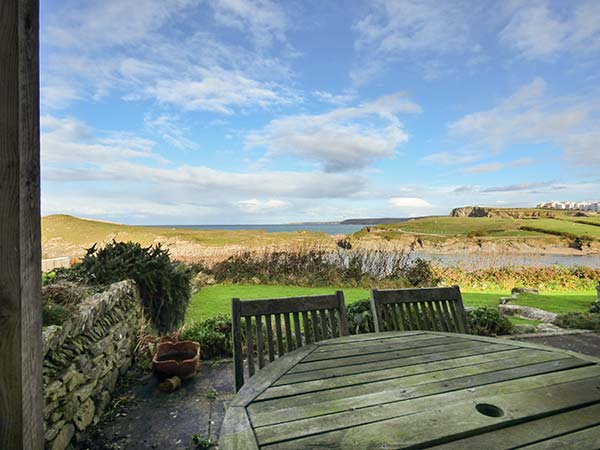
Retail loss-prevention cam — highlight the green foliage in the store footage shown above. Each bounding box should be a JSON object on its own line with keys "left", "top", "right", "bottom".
{"left": 191, "top": 434, "right": 215, "bottom": 450}
{"left": 554, "top": 312, "right": 600, "bottom": 332}
{"left": 42, "top": 271, "right": 57, "bottom": 285}
{"left": 403, "top": 258, "right": 441, "bottom": 287}
{"left": 590, "top": 302, "right": 600, "bottom": 314}
{"left": 42, "top": 282, "right": 85, "bottom": 326}
{"left": 346, "top": 299, "right": 374, "bottom": 335}
{"left": 42, "top": 282, "right": 84, "bottom": 309}
{"left": 56, "top": 241, "right": 191, "bottom": 333}
{"left": 437, "top": 265, "right": 600, "bottom": 291}
{"left": 208, "top": 248, "right": 439, "bottom": 288}
{"left": 180, "top": 314, "right": 232, "bottom": 359}
{"left": 42, "top": 302, "right": 71, "bottom": 326}
{"left": 466, "top": 307, "right": 514, "bottom": 336}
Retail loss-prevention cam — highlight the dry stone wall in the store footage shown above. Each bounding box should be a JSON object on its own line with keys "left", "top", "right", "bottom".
{"left": 42, "top": 280, "right": 144, "bottom": 450}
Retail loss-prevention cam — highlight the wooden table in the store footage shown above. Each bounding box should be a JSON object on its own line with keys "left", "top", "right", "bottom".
{"left": 219, "top": 331, "right": 600, "bottom": 449}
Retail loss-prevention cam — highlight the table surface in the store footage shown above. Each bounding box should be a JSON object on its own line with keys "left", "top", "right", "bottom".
{"left": 219, "top": 331, "right": 600, "bottom": 450}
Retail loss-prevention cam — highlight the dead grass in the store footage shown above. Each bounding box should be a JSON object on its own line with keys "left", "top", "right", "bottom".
{"left": 42, "top": 214, "right": 335, "bottom": 260}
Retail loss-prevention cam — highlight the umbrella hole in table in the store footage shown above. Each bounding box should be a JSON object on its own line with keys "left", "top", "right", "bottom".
{"left": 476, "top": 403, "right": 504, "bottom": 417}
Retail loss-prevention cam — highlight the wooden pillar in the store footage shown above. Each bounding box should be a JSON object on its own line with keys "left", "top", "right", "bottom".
{"left": 0, "top": 0, "right": 43, "bottom": 449}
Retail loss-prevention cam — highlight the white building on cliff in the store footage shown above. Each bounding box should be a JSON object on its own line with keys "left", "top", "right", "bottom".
{"left": 537, "top": 201, "right": 600, "bottom": 211}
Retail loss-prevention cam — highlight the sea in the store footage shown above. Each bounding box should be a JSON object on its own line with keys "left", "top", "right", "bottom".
{"left": 163, "top": 223, "right": 365, "bottom": 235}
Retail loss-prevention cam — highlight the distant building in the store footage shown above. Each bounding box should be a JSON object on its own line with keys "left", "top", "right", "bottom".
{"left": 537, "top": 201, "right": 600, "bottom": 212}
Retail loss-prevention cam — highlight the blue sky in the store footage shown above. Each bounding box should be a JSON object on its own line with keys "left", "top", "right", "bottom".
{"left": 40, "top": 0, "right": 600, "bottom": 224}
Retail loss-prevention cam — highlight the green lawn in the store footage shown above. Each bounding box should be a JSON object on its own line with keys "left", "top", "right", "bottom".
{"left": 372, "top": 217, "right": 537, "bottom": 237}
{"left": 521, "top": 218, "right": 600, "bottom": 238}
{"left": 354, "top": 215, "right": 600, "bottom": 241}
{"left": 185, "top": 284, "right": 596, "bottom": 323}
{"left": 507, "top": 292, "right": 596, "bottom": 314}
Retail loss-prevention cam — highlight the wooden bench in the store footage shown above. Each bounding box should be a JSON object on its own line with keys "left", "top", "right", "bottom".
{"left": 370, "top": 286, "right": 470, "bottom": 334}
{"left": 231, "top": 291, "right": 349, "bottom": 391}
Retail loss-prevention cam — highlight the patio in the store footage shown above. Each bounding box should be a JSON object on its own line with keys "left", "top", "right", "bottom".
{"left": 76, "top": 331, "right": 600, "bottom": 450}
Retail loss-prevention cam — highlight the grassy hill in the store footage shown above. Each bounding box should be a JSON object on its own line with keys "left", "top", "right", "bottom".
{"left": 42, "top": 215, "right": 334, "bottom": 260}
{"left": 352, "top": 208, "right": 600, "bottom": 251}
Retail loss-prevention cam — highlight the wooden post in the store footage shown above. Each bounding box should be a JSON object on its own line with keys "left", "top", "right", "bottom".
{"left": 0, "top": 0, "right": 43, "bottom": 449}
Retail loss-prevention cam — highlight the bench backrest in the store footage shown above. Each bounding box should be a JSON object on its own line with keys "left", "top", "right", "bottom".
{"left": 370, "top": 286, "right": 470, "bottom": 334}
{"left": 231, "top": 291, "right": 349, "bottom": 391}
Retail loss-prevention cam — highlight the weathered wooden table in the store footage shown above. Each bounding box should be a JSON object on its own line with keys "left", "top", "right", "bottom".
{"left": 219, "top": 331, "right": 600, "bottom": 449}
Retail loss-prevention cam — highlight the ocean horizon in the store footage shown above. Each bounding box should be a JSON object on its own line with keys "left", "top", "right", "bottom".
{"left": 158, "top": 223, "right": 366, "bottom": 235}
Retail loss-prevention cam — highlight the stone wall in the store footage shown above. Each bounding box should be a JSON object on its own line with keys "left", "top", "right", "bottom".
{"left": 42, "top": 280, "right": 144, "bottom": 450}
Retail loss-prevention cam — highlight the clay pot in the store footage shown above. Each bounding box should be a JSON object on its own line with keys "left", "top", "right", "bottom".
{"left": 152, "top": 340, "right": 200, "bottom": 380}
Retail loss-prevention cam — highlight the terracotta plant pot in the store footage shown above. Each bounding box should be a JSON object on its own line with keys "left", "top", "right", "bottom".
{"left": 152, "top": 340, "right": 201, "bottom": 380}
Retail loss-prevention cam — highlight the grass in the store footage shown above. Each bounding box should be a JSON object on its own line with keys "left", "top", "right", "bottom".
{"left": 352, "top": 215, "right": 600, "bottom": 245}
{"left": 42, "top": 214, "right": 333, "bottom": 259}
{"left": 185, "top": 284, "right": 372, "bottom": 321}
{"left": 185, "top": 284, "right": 597, "bottom": 322}
{"left": 521, "top": 218, "right": 600, "bottom": 238}
{"left": 507, "top": 292, "right": 596, "bottom": 314}
{"left": 364, "top": 217, "right": 541, "bottom": 237}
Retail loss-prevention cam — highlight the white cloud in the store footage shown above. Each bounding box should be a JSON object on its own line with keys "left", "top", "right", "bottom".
{"left": 41, "top": 115, "right": 167, "bottom": 165}
{"left": 313, "top": 90, "right": 357, "bottom": 105}
{"left": 481, "top": 182, "right": 556, "bottom": 193}
{"left": 422, "top": 151, "right": 481, "bottom": 166}
{"left": 41, "top": 0, "right": 295, "bottom": 111}
{"left": 464, "top": 158, "right": 535, "bottom": 174}
{"left": 246, "top": 92, "right": 421, "bottom": 172}
{"left": 236, "top": 199, "right": 289, "bottom": 213}
{"left": 448, "top": 78, "right": 599, "bottom": 166}
{"left": 211, "top": 0, "right": 289, "bottom": 48}
{"left": 352, "top": 0, "right": 476, "bottom": 83}
{"left": 354, "top": 0, "right": 470, "bottom": 54}
{"left": 143, "top": 114, "right": 198, "bottom": 151}
{"left": 389, "top": 197, "right": 432, "bottom": 208}
{"left": 148, "top": 66, "right": 296, "bottom": 114}
{"left": 500, "top": 1, "right": 600, "bottom": 60}
{"left": 45, "top": 0, "right": 196, "bottom": 49}
{"left": 42, "top": 115, "right": 368, "bottom": 200}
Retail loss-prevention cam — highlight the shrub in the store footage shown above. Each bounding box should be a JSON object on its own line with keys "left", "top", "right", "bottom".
{"left": 347, "top": 299, "right": 374, "bottom": 335}
{"left": 208, "top": 247, "right": 439, "bottom": 288}
{"left": 42, "top": 282, "right": 84, "bottom": 309}
{"left": 42, "top": 271, "right": 57, "bottom": 285}
{"left": 41, "top": 282, "right": 86, "bottom": 326}
{"left": 403, "top": 258, "right": 441, "bottom": 287}
{"left": 180, "top": 314, "right": 233, "bottom": 359}
{"left": 43, "top": 302, "right": 71, "bottom": 326}
{"left": 466, "top": 307, "right": 513, "bottom": 336}
{"left": 436, "top": 265, "right": 600, "bottom": 291}
{"left": 56, "top": 241, "right": 191, "bottom": 333}
{"left": 554, "top": 312, "right": 600, "bottom": 332}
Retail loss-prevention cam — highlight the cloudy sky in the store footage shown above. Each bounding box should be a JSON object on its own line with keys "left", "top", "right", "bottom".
{"left": 41, "top": 0, "right": 600, "bottom": 224}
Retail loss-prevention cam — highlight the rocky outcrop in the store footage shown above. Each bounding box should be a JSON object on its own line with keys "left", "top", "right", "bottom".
{"left": 449, "top": 206, "right": 579, "bottom": 219}
{"left": 43, "top": 280, "right": 144, "bottom": 450}
{"left": 499, "top": 303, "right": 558, "bottom": 323}
{"left": 450, "top": 206, "right": 491, "bottom": 217}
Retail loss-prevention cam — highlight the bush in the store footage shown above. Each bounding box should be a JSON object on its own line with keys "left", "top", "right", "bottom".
{"left": 466, "top": 307, "right": 513, "bottom": 336}
{"left": 437, "top": 265, "right": 600, "bottom": 291}
{"left": 347, "top": 299, "right": 374, "bottom": 335}
{"left": 43, "top": 302, "right": 71, "bottom": 326}
{"left": 403, "top": 258, "right": 441, "bottom": 287}
{"left": 42, "top": 271, "right": 57, "bottom": 285}
{"left": 554, "top": 312, "right": 600, "bottom": 332}
{"left": 180, "top": 314, "right": 233, "bottom": 359}
{"left": 208, "top": 247, "right": 439, "bottom": 288}
{"left": 56, "top": 241, "right": 192, "bottom": 333}
{"left": 42, "top": 282, "right": 84, "bottom": 309}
